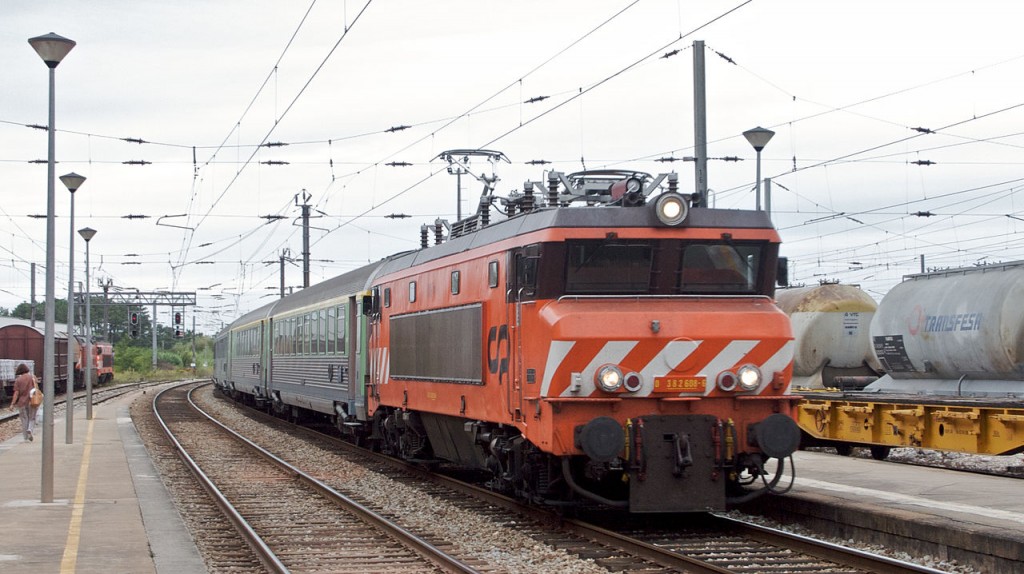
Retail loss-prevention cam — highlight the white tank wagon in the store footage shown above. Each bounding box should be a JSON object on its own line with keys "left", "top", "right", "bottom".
{"left": 867, "top": 261, "right": 1024, "bottom": 397}
{"left": 776, "top": 283, "right": 881, "bottom": 389}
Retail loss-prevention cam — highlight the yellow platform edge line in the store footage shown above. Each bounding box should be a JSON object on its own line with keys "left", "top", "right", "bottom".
{"left": 60, "top": 418, "right": 95, "bottom": 572}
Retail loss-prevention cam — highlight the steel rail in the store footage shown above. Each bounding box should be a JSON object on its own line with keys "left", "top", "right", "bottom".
{"left": 153, "top": 382, "right": 289, "bottom": 573}
{"left": 159, "top": 381, "right": 480, "bottom": 574}
{"left": 708, "top": 513, "right": 952, "bottom": 574}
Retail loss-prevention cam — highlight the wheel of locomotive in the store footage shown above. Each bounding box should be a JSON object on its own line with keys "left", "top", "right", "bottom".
{"left": 372, "top": 410, "right": 396, "bottom": 456}
{"left": 870, "top": 445, "right": 892, "bottom": 460}
{"left": 834, "top": 444, "right": 854, "bottom": 456}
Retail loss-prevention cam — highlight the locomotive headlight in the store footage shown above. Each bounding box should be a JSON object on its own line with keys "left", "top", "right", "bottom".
{"left": 654, "top": 192, "right": 689, "bottom": 226}
{"left": 737, "top": 364, "right": 762, "bottom": 391}
{"left": 595, "top": 364, "right": 623, "bottom": 392}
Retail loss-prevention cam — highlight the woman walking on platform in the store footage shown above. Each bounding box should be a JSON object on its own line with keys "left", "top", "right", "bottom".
{"left": 8, "top": 363, "right": 39, "bottom": 441}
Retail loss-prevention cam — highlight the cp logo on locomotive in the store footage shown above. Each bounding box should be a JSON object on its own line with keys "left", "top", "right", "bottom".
{"left": 487, "top": 324, "right": 510, "bottom": 385}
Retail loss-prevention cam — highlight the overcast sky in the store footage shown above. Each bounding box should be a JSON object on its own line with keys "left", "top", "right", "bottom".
{"left": 4, "top": 1, "right": 1024, "bottom": 333}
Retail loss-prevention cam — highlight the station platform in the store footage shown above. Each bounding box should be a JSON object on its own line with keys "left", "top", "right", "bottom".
{"left": 0, "top": 389, "right": 205, "bottom": 573}
{"left": 748, "top": 450, "right": 1024, "bottom": 571}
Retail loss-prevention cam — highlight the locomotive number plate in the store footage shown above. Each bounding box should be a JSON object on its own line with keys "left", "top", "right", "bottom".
{"left": 653, "top": 376, "right": 706, "bottom": 392}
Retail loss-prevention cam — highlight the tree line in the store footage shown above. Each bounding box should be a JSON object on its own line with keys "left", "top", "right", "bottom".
{"left": 0, "top": 298, "right": 213, "bottom": 374}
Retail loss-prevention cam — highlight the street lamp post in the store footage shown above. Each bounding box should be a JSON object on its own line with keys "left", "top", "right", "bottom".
{"left": 78, "top": 227, "right": 96, "bottom": 420}
{"left": 742, "top": 126, "right": 775, "bottom": 211}
{"left": 61, "top": 172, "right": 85, "bottom": 444}
{"left": 29, "top": 31, "right": 76, "bottom": 504}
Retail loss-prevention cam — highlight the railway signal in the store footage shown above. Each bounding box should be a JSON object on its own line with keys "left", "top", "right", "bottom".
{"left": 130, "top": 311, "right": 139, "bottom": 337}
{"left": 174, "top": 311, "right": 183, "bottom": 338}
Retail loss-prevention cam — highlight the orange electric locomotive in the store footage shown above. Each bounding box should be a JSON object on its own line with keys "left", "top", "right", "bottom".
{"left": 364, "top": 168, "right": 800, "bottom": 512}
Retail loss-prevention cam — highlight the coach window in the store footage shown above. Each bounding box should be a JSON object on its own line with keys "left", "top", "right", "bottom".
{"left": 301, "top": 314, "right": 309, "bottom": 355}
{"left": 409, "top": 281, "right": 417, "bottom": 303}
{"left": 286, "top": 318, "right": 293, "bottom": 355}
{"left": 384, "top": 287, "right": 391, "bottom": 308}
{"left": 308, "top": 313, "right": 316, "bottom": 354}
{"left": 315, "top": 308, "right": 323, "bottom": 354}
{"left": 292, "top": 317, "right": 298, "bottom": 355}
{"left": 336, "top": 305, "right": 346, "bottom": 354}
{"left": 310, "top": 312, "right": 316, "bottom": 355}
{"left": 307, "top": 313, "right": 315, "bottom": 355}
{"left": 309, "top": 313, "right": 316, "bottom": 355}
{"left": 327, "top": 307, "right": 336, "bottom": 354}
{"left": 314, "top": 311, "right": 321, "bottom": 354}
{"left": 488, "top": 260, "right": 499, "bottom": 288}
{"left": 283, "top": 321, "right": 289, "bottom": 355}
{"left": 319, "top": 308, "right": 328, "bottom": 354}
{"left": 451, "top": 270, "right": 460, "bottom": 295}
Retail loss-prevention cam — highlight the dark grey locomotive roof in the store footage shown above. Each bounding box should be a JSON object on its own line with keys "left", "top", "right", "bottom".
{"left": 376, "top": 204, "right": 776, "bottom": 278}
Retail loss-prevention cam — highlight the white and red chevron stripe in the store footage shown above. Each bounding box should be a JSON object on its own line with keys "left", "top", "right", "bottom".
{"left": 541, "top": 338, "right": 794, "bottom": 397}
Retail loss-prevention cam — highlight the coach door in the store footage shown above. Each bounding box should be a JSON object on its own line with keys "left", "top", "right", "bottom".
{"left": 262, "top": 319, "right": 272, "bottom": 396}
{"left": 507, "top": 244, "right": 540, "bottom": 421}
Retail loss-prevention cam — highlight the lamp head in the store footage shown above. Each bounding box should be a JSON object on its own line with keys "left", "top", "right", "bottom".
{"left": 743, "top": 126, "right": 775, "bottom": 152}
{"left": 60, "top": 172, "right": 86, "bottom": 193}
{"left": 78, "top": 227, "right": 97, "bottom": 242}
{"left": 28, "top": 33, "right": 76, "bottom": 68}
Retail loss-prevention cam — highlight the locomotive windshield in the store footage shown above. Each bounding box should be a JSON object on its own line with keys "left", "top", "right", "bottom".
{"left": 555, "top": 239, "right": 768, "bottom": 297}
{"left": 565, "top": 240, "right": 653, "bottom": 294}
{"left": 678, "top": 242, "right": 760, "bottom": 294}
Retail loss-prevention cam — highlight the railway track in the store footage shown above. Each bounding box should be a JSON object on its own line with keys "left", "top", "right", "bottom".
{"left": 153, "top": 381, "right": 481, "bottom": 573}
{"left": 0, "top": 380, "right": 166, "bottom": 427}
{"left": 183, "top": 382, "right": 952, "bottom": 574}
{"left": 585, "top": 513, "right": 954, "bottom": 574}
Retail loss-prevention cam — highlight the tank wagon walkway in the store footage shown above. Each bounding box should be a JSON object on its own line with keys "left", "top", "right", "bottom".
{"left": 0, "top": 390, "right": 203, "bottom": 573}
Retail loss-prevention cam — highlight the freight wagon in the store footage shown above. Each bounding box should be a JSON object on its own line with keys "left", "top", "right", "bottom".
{"left": 0, "top": 318, "right": 114, "bottom": 395}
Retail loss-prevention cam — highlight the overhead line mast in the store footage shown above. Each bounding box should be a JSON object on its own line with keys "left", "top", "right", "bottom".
{"left": 693, "top": 40, "right": 708, "bottom": 207}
